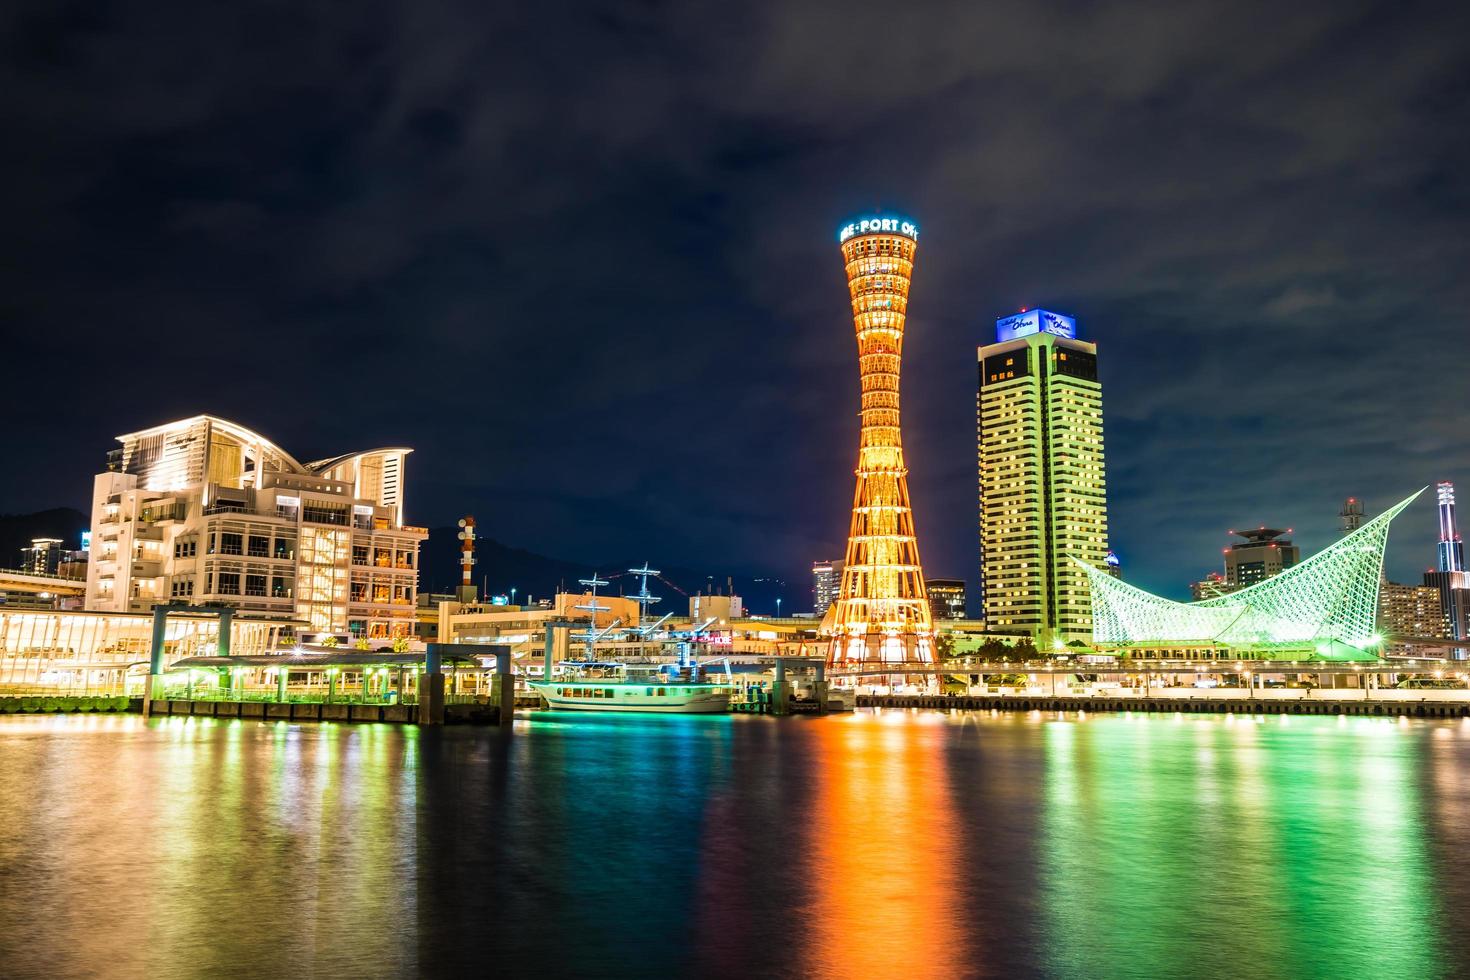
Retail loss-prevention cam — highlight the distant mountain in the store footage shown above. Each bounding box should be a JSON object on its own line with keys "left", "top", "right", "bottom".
{"left": 418, "top": 527, "right": 792, "bottom": 616}
{"left": 0, "top": 508, "right": 90, "bottom": 567}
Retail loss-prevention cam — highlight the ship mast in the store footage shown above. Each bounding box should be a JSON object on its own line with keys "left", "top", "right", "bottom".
{"left": 574, "top": 575, "right": 610, "bottom": 661}
{"left": 627, "top": 562, "right": 661, "bottom": 659}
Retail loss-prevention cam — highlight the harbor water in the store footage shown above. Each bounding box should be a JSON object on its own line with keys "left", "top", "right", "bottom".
{"left": 1, "top": 710, "right": 1468, "bottom": 978}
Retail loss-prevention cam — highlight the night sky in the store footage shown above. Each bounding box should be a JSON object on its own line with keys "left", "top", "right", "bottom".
{"left": 2, "top": 1, "right": 1468, "bottom": 603}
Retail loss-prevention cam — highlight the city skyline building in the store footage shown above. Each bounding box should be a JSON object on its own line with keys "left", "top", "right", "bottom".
{"left": 1437, "top": 482, "right": 1465, "bottom": 573}
{"left": 84, "top": 415, "right": 426, "bottom": 639}
{"left": 977, "top": 308, "right": 1108, "bottom": 641}
{"left": 1340, "top": 497, "right": 1365, "bottom": 535}
{"left": 1190, "top": 571, "right": 1235, "bottom": 601}
{"left": 1425, "top": 481, "right": 1469, "bottom": 658}
{"left": 1377, "top": 580, "right": 1450, "bottom": 658}
{"left": 1423, "top": 570, "right": 1470, "bottom": 659}
{"left": 811, "top": 558, "right": 843, "bottom": 615}
{"left": 19, "top": 538, "right": 66, "bottom": 577}
{"left": 1223, "top": 527, "right": 1299, "bottom": 588}
{"left": 824, "top": 215, "right": 933, "bottom": 667}
{"left": 924, "top": 578, "right": 967, "bottom": 621}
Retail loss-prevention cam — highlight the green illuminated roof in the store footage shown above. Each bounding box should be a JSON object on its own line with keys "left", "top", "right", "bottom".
{"left": 1075, "top": 491, "right": 1422, "bottom": 654}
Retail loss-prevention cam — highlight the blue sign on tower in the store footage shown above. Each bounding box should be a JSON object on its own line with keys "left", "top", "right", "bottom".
{"left": 995, "top": 309, "right": 1076, "bottom": 343}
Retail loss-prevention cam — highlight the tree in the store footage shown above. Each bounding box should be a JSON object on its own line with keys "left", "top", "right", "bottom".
{"left": 977, "top": 638, "right": 1011, "bottom": 660}
{"left": 982, "top": 672, "right": 1030, "bottom": 686}
{"left": 934, "top": 632, "right": 957, "bottom": 660}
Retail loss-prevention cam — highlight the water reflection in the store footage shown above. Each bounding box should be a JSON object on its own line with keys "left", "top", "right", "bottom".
{"left": 0, "top": 711, "right": 1468, "bottom": 979}
{"left": 1040, "top": 714, "right": 1454, "bottom": 977}
{"left": 798, "top": 713, "right": 968, "bottom": 978}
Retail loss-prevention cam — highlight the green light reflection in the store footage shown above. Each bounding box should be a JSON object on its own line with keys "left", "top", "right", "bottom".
{"left": 1040, "top": 714, "right": 1447, "bottom": 978}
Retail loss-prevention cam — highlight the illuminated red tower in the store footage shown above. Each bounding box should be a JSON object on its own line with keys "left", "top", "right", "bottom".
{"left": 825, "top": 216, "right": 933, "bottom": 668}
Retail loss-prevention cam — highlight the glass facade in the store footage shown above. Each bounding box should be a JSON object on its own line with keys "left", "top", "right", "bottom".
{"left": 0, "top": 610, "right": 278, "bottom": 695}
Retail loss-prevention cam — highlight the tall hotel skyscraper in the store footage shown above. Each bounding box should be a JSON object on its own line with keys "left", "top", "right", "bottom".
{"left": 825, "top": 216, "right": 933, "bottom": 666}
{"left": 977, "top": 309, "right": 1108, "bottom": 641}
{"left": 1425, "top": 481, "right": 1470, "bottom": 656}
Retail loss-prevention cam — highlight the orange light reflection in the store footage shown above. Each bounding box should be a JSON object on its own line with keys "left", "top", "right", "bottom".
{"left": 801, "top": 713, "right": 969, "bottom": 978}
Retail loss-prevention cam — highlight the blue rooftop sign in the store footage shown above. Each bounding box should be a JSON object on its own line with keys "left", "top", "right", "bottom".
{"left": 995, "top": 309, "right": 1076, "bottom": 343}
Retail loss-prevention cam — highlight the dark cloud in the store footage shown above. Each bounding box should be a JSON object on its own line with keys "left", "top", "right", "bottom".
{"left": 1, "top": 0, "right": 1467, "bottom": 602}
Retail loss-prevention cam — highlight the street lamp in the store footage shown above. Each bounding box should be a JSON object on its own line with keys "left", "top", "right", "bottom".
{"left": 511, "top": 587, "right": 518, "bottom": 605}
{"left": 776, "top": 598, "right": 782, "bottom": 618}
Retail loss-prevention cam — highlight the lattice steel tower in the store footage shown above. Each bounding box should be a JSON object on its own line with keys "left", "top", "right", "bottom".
{"left": 826, "top": 216, "right": 933, "bottom": 667}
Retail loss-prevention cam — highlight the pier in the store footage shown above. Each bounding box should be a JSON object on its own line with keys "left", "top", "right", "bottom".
{"left": 840, "top": 658, "right": 1470, "bottom": 717}
{"left": 858, "top": 692, "right": 1470, "bottom": 718}
{"left": 7, "top": 645, "right": 1470, "bottom": 723}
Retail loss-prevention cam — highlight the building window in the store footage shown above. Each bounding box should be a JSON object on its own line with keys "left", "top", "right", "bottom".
{"left": 245, "top": 574, "right": 267, "bottom": 597}
{"left": 220, "top": 533, "right": 243, "bottom": 556}
{"left": 271, "top": 576, "right": 290, "bottom": 599}
{"left": 274, "top": 538, "right": 294, "bottom": 560}
{"left": 247, "top": 535, "right": 269, "bottom": 558}
{"left": 217, "top": 572, "right": 240, "bottom": 595}
{"left": 173, "top": 538, "right": 197, "bottom": 559}
{"left": 352, "top": 546, "right": 369, "bottom": 566}
{"left": 302, "top": 502, "right": 349, "bottom": 526}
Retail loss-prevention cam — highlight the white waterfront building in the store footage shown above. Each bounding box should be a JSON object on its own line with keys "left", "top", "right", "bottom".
{"left": 85, "top": 415, "right": 427, "bottom": 640}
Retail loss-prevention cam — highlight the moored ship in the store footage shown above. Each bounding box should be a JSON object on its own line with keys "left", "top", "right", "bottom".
{"left": 529, "top": 661, "right": 733, "bottom": 713}
{"left": 528, "top": 565, "right": 734, "bottom": 713}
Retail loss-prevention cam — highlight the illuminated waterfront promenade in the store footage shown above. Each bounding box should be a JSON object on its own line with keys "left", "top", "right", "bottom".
{"left": 844, "top": 658, "right": 1470, "bottom": 713}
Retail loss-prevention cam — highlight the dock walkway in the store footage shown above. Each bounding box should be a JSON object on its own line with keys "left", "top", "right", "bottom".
{"left": 859, "top": 693, "right": 1470, "bottom": 718}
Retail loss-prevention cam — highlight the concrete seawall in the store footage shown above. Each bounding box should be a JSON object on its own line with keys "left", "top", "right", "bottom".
{"left": 141, "top": 699, "right": 505, "bottom": 724}
{"left": 0, "top": 696, "right": 131, "bottom": 714}
{"left": 0, "top": 697, "right": 516, "bottom": 725}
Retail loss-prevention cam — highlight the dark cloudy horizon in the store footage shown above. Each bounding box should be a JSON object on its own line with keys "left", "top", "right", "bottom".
{"left": 2, "top": 0, "right": 1467, "bottom": 603}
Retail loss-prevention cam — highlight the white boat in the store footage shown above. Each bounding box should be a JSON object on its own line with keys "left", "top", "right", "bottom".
{"left": 529, "top": 662, "right": 733, "bottom": 714}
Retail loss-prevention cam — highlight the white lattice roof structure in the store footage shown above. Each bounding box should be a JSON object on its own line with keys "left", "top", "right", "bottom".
{"left": 1075, "top": 490, "right": 1422, "bottom": 654}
